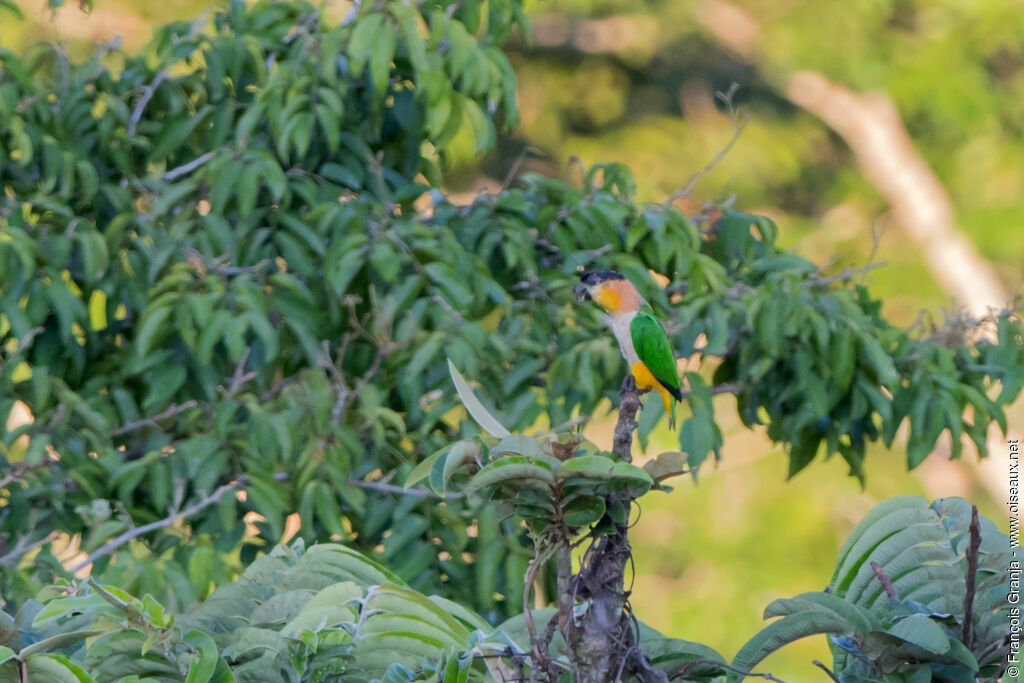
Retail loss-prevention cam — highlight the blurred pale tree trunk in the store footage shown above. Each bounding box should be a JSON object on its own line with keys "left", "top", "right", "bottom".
{"left": 697, "top": 0, "right": 1018, "bottom": 504}
{"left": 697, "top": 0, "right": 1008, "bottom": 318}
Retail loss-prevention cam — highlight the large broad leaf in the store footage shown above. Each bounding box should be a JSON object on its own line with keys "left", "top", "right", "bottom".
{"left": 763, "top": 592, "right": 874, "bottom": 633}
{"left": 730, "top": 611, "right": 864, "bottom": 680}
{"left": 634, "top": 621, "right": 727, "bottom": 681}
{"left": 884, "top": 615, "right": 949, "bottom": 655}
{"left": 25, "top": 654, "right": 98, "bottom": 683}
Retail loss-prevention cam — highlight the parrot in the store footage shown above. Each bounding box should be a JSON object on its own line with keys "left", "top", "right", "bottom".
{"left": 574, "top": 270, "right": 682, "bottom": 428}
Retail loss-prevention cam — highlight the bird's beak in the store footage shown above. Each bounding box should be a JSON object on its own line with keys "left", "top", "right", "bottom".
{"left": 574, "top": 283, "right": 591, "bottom": 301}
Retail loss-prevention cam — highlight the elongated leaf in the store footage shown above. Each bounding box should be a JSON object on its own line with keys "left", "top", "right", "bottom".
{"left": 885, "top": 615, "right": 949, "bottom": 655}
{"left": 465, "top": 457, "right": 555, "bottom": 495}
{"left": 447, "top": 359, "right": 510, "bottom": 438}
{"left": 730, "top": 611, "right": 855, "bottom": 680}
{"left": 404, "top": 446, "right": 447, "bottom": 489}
{"left": 763, "top": 592, "right": 873, "bottom": 633}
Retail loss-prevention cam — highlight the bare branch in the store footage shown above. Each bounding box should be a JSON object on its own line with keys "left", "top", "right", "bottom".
{"left": 0, "top": 532, "right": 58, "bottom": 567}
{"left": 15, "top": 326, "right": 45, "bottom": 353}
{"left": 346, "top": 477, "right": 465, "bottom": 499}
{"left": 674, "top": 659, "right": 787, "bottom": 683}
{"left": 111, "top": 400, "right": 200, "bottom": 437}
{"left": 127, "top": 69, "right": 168, "bottom": 137}
{"left": 0, "top": 461, "right": 52, "bottom": 491}
{"left": 807, "top": 261, "right": 887, "bottom": 288}
{"left": 962, "top": 504, "right": 981, "bottom": 649}
{"left": 870, "top": 561, "right": 898, "bottom": 600}
{"left": 663, "top": 83, "right": 749, "bottom": 207}
{"left": 69, "top": 481, "right": 240, "bottom": 574}
{"left": 164, "top": 148, "right": 221, "bottom": 182}
{"left": 221, "top": 347, "right": 256, "bottom": 399}
{"left": 613, "top": 375, "right": 644, "bottom": 462}
{"left": 522, "top": 543, "right": 557, "bottom": 674}
{"left": 812, "top": 660, "right": 839, "bottom": 682}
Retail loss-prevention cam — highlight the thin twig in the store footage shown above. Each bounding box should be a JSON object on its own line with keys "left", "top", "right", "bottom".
{"left": 0, "top": 461, "right": 52, "bottom": 491}
{"left": 870, "top": 561, "right": 898, "bottom": 599}
{"left": 111, "top": 400, "right": 200, "bottom": 437}
{"left": 679, "top": 382, "right": 744, "bottom": 400}
{"left": 675, "top": 659, "right": 787, "bottom": 683}
{"left": 807, "top": 261, "right": 887, "bottom": 287}
{"left": 663, "top": 82, "right": 749, "bottom": 206}
{"left": 522, "top": 543, "right": 557, "bottom": 675}
{"left": 15, "top": 326, "right": 45, "bottom": 353}
{"left": 0, "top": 532, "right": 58, "bottom": 567}
{"left": 164, "top": 148, "right": 221, "bottom": 182}
{"left": 127, "top": 69, "right": 168, "bottom": 137}
{"left": 962, "top": 504, "right": 982, "bottom": 649}
{"left": 221, "top": 347, "right": 256, "bottom": 399}
{"left": 812, "top": 660, "right": 839, "bottom": 682}
{"left": 346, "top": 477, "right": 465, "bottom": 499}
{"left": 498, "top": 146, "right": 535, "bottom": 194}
{"left": 70, "top": 481, "right": 240, "bottom": 574}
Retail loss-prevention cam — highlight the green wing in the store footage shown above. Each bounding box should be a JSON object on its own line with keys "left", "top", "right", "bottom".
{"left": 630, "top": 311, "right": 682, "bottom": 399}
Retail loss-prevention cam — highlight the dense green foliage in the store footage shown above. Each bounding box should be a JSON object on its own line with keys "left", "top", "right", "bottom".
{"left": 732, "top": 496, "right": 1012, "bottom": 682}
{"left": 2, "top": 496, "right": 1011, "bottom": 682}
{"left": 0, "top": 0, "right": 1021, "bottom": 680}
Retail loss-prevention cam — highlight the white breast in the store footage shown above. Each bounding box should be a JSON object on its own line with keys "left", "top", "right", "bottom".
{"left": 605, "top": 312, "right": 639, "bottom": 365}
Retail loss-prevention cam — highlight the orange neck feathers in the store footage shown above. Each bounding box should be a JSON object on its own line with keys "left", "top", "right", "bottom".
{"left": 594, "top": 279, "right": 640, "bottom": 314}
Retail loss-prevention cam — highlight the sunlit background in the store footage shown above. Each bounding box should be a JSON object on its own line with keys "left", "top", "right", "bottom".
{"left": 4, "top": 0, "right": 1022, "bottom": 678}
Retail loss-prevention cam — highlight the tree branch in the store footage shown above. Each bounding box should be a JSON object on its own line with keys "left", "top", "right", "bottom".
{"left": 663, "top": 82, "right": 749, "bottom": 207}
{"left": 675, "top": 660, "right": 787, "bottom": 682}
{"left": 962, "top": 504, "right": 981, "bottom": 649}
{"left": 345, "top": 477, "right": 465, "bottom": 499}
{"left": 0, "top": 532, "right": 58, "bottom": 567}
{"left": 806, "top": 261, "right": 887, "bottom": 288}
{"left": 111, "top": 400, "right": 200, "bottom": 437}
{"left": 0, "top": 461, "right": 52, "bottom": 491}
{"left": 163, "top": 148, "right": 221, "bottom": 182}
{"left": 812, "top": 660, "right": 839, "bottom": 682}
{"left": 127, "top": 69, "right": 168, "bottom": 137}
{"left": 69, "top": 481, "right": 241, "bottom": 574}
{"left": 870, "top": 561, "right": 898, "bottom": 599}
{"left": 522, "top": 543, "right": 557, "bottom": 675}
{"left": 613, "top": 375, "right": 643, "bottom": 462}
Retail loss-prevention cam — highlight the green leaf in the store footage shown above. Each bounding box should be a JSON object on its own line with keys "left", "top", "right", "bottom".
{"left": 368, "top": 23, "right": 396, "bottom": 96}
{"left": 25, "top": 654, "right": 97, "bottom": 683}
{"left": 763, "top": 592, "right": 873, "bottom": 633}
{"left": 556, "top": 454, "right": 618, "bottom": 479}
{"left": 447, "top": 359, "right": 511, "bottom": 438}
{"left": 730, "top": 611, "right": 856, "bottom": 681}
{"left": 562, "top": 496, "right": 605, "bottom": 527}
{"left": 885, "top": 615, "right": 949, "bottom": 655}
{"left": 404, "top": 445, "right": 448, "bottom": 489}
{"left": 183, "top": 630, "right": 218, "bottom": 683}
{"left": 465, "top": 457, "right": 555, "bottom": 495}
{"left": 0, "top": 1, "right": 25, "bottom": 20}
{"left": 237, "top": 163, "right": 261, "bottom": 216}
{"left": 348, "top": 13, "right": 385, "bottom": 80}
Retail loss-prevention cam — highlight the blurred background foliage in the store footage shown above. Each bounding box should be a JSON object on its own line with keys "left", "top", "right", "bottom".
{"left": 2, "top": 0, "right": 1022, "bottom": 680}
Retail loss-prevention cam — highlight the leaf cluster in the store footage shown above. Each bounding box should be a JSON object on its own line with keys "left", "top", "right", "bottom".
{"left": 731, "top": 496, "right": 1013, "bottom": 682}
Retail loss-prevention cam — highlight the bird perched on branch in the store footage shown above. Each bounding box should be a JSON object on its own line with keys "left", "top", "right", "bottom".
{"left": 575, "top": 270, "right": 682, "bottom": 428}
